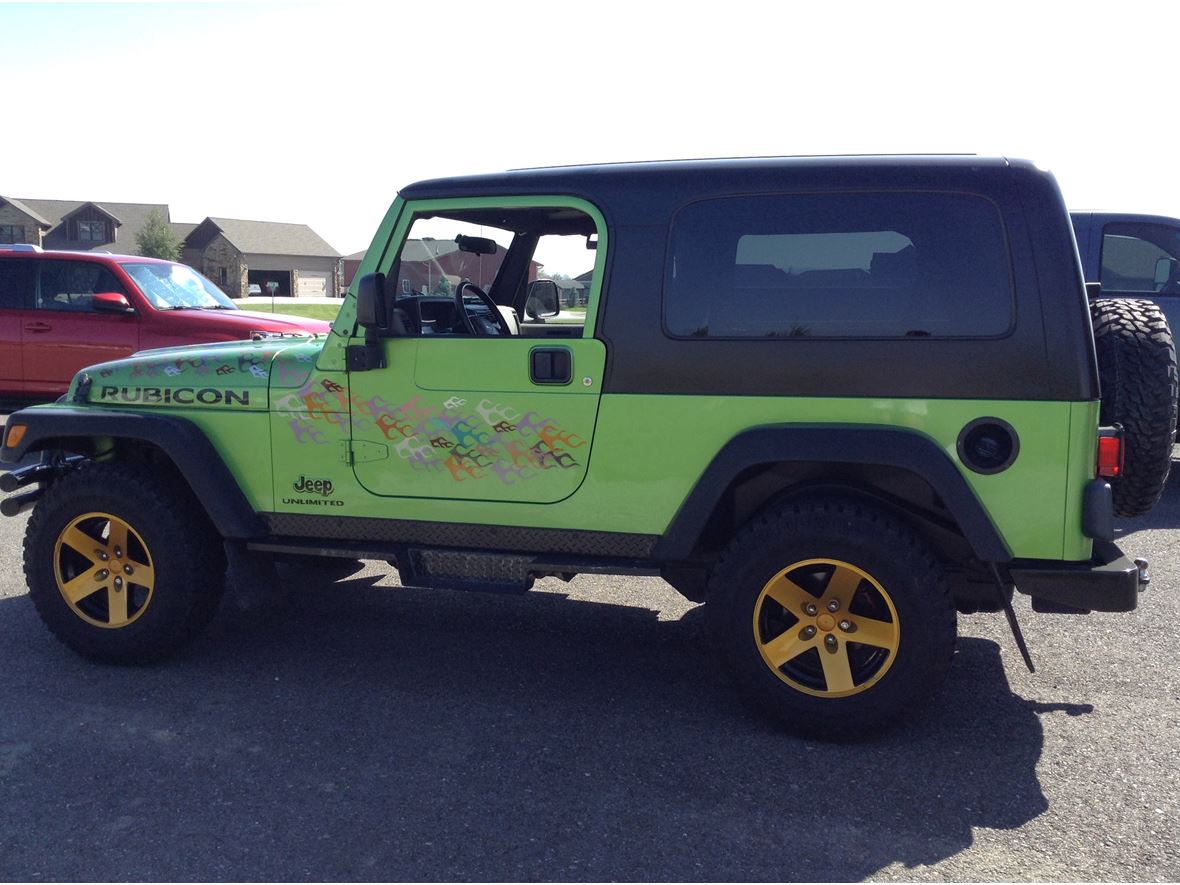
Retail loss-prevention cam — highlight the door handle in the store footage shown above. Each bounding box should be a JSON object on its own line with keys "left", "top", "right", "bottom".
{"left": 25, "top": 322, "right": 52, "bottom": 333}
{"left": 529, "top": 347, "right": 572, "bottom": 385}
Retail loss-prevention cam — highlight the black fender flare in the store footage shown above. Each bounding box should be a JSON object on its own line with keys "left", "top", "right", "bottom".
{"left": 652, "top": 425, "right": 1012, "bottom": 563}
{"left": 1, "top": 407, "right": 265, "bottom": 538}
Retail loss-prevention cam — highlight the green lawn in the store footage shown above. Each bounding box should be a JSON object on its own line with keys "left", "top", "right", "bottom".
{"left": 234, "top": 301, "right": 343, "bottom": 322}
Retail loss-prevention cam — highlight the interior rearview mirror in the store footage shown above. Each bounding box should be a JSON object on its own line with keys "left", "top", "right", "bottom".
{"left": 455, "top": 234, "right": 498, "bottom": 256}
{"left": 525, "top": 279, "right": 560, "bottom": 319}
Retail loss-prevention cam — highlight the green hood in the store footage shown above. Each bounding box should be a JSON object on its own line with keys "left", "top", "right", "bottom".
{"left": 74, "top": 338, "right": 319, "bottom": 412}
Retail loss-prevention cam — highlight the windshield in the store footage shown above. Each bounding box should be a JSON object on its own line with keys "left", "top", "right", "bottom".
{"left": 121, "top": 262, "right": 237, "bottom": 310}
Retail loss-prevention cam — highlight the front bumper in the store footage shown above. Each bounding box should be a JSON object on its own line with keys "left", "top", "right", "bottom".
{"left": 1009, "top": 540, "right": 1144, "bottom": 613}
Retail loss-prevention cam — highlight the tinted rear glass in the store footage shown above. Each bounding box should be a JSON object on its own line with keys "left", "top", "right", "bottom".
{"left": 664, "top": 192, "right": 1013, "bottom": 338}
{"left": 0, "top": 259, "right": 33, "bottom": 309}
{"left": 37, "top": 260, "right": 125, "bottom": 312}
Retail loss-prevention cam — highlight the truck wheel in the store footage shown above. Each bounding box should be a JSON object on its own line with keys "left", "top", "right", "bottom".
{"left": 23, "top": 462, "right": 226, "bottom": 663}
{"left": 706, "top": 498, "right": 956, "bottom": 739}
{"left": 1090, "top": 298, "right": 1178, "bottom": 517}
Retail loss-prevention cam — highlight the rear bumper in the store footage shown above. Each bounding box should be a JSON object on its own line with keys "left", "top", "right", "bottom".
{"left": 1009, "top": 540, "right": 1143, "bottom": 613}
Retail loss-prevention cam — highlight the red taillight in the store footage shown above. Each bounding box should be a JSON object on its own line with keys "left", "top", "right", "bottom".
{"left": 1097, "top": 431, "right": 1123, "bottom": 478}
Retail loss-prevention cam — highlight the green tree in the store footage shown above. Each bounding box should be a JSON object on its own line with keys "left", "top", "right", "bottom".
{"left": 135, "top": 209, "right": 182, "bottom": 261}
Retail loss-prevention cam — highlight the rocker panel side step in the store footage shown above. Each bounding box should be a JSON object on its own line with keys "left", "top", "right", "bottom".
{"left": 397, "top": 548, "right": 535, "bottom": 594}
{"left": 247, "top": 538, "right": 666, "bottom": 594}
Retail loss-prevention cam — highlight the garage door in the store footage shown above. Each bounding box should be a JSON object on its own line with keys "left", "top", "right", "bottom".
{"left": 297, "top": 272, "right": 327, "bottom": 297}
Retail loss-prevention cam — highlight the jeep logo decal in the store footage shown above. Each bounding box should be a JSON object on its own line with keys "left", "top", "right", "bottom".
{"left": 282, "top": 474, "right": 343, "bottom": 508}
{"left": 292, "top": 475, "right": 334, "bottom": 497}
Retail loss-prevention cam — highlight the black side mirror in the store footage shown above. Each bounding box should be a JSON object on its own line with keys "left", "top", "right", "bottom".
{"left": 349, "top": 272, "right": 388, "bottom": 372}
{"left": 356, "top": 272, "right": 388, "bottom": 329}
{"left": 525, "top": 279, "right": 560, "bottom": 319}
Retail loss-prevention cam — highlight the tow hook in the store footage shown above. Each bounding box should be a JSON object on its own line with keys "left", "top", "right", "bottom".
{"left": 0, "top": 453, "right": 84, "bottom": 517}
{"left": 1134, "top": 558, "right": 1150, "bottom": 590}
{"left": 0, "top": 489, "right": 41, "bottom": 517}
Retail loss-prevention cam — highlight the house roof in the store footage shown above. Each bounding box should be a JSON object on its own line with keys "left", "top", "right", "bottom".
{"left": 187, "top": 217, "right": 339, "bottom": 258}
{"left": 401, "top": 238, "right": 460, "bottom": 262}
{"left": 66, "top": 201, "right": 123, "bottom": 224}
{"left": 0, "top": 196, "right": 52, "bottom": 228}
{"left": 12, "top": 198, "right": 171, "bottom": 251}
{"left": 171, "top": 221, "right": 199, "bottom": 242}
{"left": 552, "top": 277, "right": 587, "bottom": 291}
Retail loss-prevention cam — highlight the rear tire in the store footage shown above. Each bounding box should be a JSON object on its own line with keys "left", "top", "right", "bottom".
{"left": 1090, "top": 298, "right": 1178, "bottom": 517}
{"left": 24, "top": 462, "right": 226, "bottom": 663}
{"left": 706, "top": 497, "right": 956, "bottom": 739}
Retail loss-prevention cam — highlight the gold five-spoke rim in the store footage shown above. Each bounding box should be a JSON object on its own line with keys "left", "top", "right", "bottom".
{"left": 753, "top": 558, "right": 900, "bottom": 698}
{"left": 53, "top": 512, "right": 155, "bottom": 629}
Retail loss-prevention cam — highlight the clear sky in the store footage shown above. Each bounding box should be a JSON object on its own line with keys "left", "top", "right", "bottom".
{"left": 3, "top": 0, "right": 1178, "bottom": 263}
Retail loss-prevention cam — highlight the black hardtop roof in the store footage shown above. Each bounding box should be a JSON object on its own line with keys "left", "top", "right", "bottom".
{"left": 398, "top": 156, "right": 1039, "bottom": 222}
{"left": 402, "top": 155, "right": 1025, "bottom": 195}
{"left": 1071, "top": 210, "right": 1180, "bottom": 226}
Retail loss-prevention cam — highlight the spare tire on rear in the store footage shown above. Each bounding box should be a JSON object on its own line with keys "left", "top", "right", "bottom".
{"left": 1089, "top": 298, "right": 1178, "bottom": 517}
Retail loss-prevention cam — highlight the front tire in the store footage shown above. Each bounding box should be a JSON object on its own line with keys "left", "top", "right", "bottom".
{"left": 707, "top": 498, "right": 956, "bottom": 739}
{"left": 24, "top": 462, "right": 226, "bottom": 663}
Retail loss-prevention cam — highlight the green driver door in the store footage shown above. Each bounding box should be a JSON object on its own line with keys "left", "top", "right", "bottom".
{"left": 346, "top": 198, "right": 606, "bottom": 505}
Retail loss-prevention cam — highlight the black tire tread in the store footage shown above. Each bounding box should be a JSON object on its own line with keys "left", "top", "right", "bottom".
{"left": 706, "top": 496, "right": 956, "bottom": 739}
{"left": 1089, "top": 298, "right": 1178, "bottom": 517}
{"left": 23, "top": 461, "right": 225, "bottom": 663}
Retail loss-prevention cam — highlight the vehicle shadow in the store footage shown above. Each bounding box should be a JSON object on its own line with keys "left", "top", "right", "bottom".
{"left": 0, "top": 571, "right": 1076, "bottom": 882}
{"left": 1115, "top": 446, "right": 1180, "bottom": 535}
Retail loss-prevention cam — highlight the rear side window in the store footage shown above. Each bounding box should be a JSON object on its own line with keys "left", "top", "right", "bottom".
{"left": 664, "top": 192, "right": 1013, "bottom": 338}
{"left": 0, "top": 259, "right": 33, "bottom": 309}
{"left": 1099, "top": 222, "right": 1180, "bottom": 294}
{"left": 36, "top": 260, "right": 124, "bottom": 312}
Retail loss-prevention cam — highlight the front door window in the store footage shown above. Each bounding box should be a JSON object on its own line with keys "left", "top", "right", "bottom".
{"left": 343, "top": 199, "right": 607, "bottom": 505}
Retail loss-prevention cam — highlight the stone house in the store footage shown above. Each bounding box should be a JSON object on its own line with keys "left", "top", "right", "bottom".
{"left": 181, "top": 217, "right": 341, "bottom": 299}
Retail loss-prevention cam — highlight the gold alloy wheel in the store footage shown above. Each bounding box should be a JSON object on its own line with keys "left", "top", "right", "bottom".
{"left": 53, "top": 512, "right": 156, "bottom": 628}
{"left": 753, "top": 558, "right": 900, "bottom": 698}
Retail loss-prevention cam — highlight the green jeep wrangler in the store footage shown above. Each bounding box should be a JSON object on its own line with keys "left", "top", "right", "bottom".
{"left": 2, "top": 156, "right": 1173, "bottom": 739}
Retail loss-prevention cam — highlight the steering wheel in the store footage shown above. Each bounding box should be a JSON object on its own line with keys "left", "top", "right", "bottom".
{"left": 455, "top": 281, "right": 512, "bottom": 336}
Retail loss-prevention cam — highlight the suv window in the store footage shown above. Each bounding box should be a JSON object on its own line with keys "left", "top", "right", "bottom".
{"left": 1100, "top": 222, "right": 1180, "bottom": 294}
{"left": 36, "top": 260, "right": 126, "bottom": 313}
{"left": 0, "top": 258, "right": 33, "bottom": 309}
{"left": 664, "top": 192, "right": 1013, "bottom": 338}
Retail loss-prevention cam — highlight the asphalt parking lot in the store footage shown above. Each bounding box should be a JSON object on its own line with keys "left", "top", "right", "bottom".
{"left": 0, "top": 454, "right": 1177, "bottom": 881}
